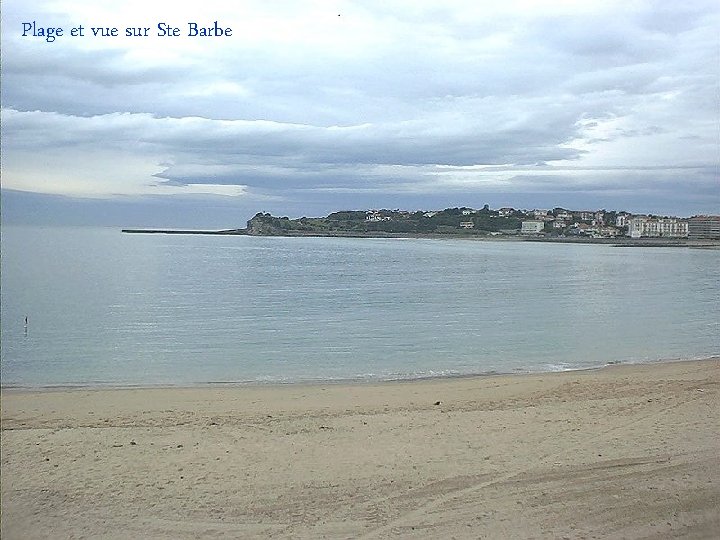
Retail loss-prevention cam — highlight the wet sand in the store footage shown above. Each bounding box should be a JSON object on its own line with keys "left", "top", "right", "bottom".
{"left": 2, "top": 358, "right": 718, "bottom": 538}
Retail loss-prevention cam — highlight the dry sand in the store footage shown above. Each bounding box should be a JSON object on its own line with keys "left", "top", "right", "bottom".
{"left": 2, "top": 359, "right": 718, "bottom": 539}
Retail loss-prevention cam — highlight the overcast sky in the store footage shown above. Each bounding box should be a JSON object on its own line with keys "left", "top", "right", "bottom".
{"left": 2, "top": 0, "right": 718, "bottom": 227}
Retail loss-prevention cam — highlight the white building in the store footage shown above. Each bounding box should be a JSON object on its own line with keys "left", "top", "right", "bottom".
{"left": 628, "top": 216, "right": 688, "bottom": 238}
{"left": 366, "top": 211, "right": 391, "bottom": 222}
{"left": 521, "top": 220, "right": 545, "bottom": 234}
{"left": 615, "top": 213, "right": 631, "bottom": 227}
{"left": 459, "top": 221, "right": 475, "bottom": 229}
{"left": 598, "top": 226, "right": 620, "bottom": 237}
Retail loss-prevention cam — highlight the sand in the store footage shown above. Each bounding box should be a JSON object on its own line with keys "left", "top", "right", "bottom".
{"left": 1, "top": 358, "right": 718, "bottom": 539}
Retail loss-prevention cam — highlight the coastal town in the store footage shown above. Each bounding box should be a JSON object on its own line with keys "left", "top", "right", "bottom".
{"left": 242, "top": 207, "right": 720, "bottom": 241}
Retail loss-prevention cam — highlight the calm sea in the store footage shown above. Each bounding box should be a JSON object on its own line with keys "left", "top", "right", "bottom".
{"left": 1, "top": 226, "right": 718, "bottom": 387}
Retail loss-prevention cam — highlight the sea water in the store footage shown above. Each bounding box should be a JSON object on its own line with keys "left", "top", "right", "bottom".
{"left": 1, "top": 226, "right": 718, "bottom": 387}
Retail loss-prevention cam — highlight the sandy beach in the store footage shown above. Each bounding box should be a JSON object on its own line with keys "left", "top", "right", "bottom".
{"left": 2, "top": 359, "right": 718, "bottom": 539}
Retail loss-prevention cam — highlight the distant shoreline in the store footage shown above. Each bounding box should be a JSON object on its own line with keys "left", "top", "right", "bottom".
{"left": 121, "top": 228, "right": 719, "bottom": 248}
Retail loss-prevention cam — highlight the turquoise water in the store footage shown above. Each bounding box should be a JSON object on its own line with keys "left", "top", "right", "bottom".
{"left": 1, "top": 226, "right": 718, "bottom": 387}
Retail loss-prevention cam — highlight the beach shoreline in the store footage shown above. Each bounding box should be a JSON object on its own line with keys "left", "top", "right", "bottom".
{"left": 2, "top": 358, "right": 718, "bottom": 538}
{"left": 3, "top": 355, "right": 716, "bottom": 393}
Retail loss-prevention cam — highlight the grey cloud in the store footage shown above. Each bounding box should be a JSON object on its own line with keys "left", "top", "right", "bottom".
{"left": 3, "top": 103, "right": 588, "bottom": 173}
{"left": 3, "top": 44, "right": 186, "bottom": 86}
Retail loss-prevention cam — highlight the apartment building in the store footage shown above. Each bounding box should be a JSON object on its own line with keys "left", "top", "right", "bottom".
{"left": 628, "top": 216, "right": 688, "bottom": 238}
{"left": 688, "top": 215, "right": 720, "bottom": 240}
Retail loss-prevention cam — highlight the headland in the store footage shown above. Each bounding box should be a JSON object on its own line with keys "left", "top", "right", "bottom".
{"left": 122, "top": 207, "right": 720, "bottom": 247}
